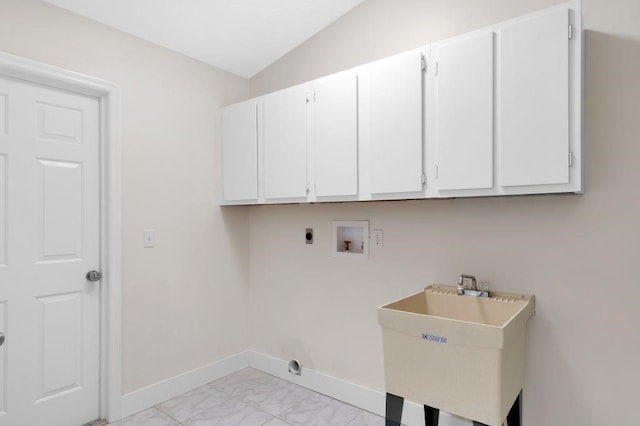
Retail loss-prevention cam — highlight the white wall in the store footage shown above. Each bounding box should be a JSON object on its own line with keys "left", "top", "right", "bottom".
{"left": 249, "top": 0, "right": 640, "bottom": 424}
{"left": 2, "top": 0, "right": 638, "bottom": 423}
{"left": 0, "top": 0, "right": 251, "bottom": 394}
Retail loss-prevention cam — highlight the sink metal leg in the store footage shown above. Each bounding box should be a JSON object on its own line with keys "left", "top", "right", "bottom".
{"left": 385, "top": 393, "right": 404, "bottom": 426}
{"left": 385, "top": 391, "right": 521, "bottom": 426}
{"left": 506, "top": 390, "right": 522, "bottom": 426}
{"left": 424, "top": 404, "right": 440, "bottom": 426}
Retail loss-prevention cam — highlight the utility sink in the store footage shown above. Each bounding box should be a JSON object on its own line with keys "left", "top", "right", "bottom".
{"left": 378, "top": 285, "right": 535, "bottom": 426}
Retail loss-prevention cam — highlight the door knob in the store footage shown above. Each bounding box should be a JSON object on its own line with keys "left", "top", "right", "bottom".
{"left": 0, "top": 332, "right": 4, "bottom": 347}
{"left": 86, "top": 270, "right": 102, "bottom": 282}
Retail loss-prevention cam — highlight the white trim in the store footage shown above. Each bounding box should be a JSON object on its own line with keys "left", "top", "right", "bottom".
{"left": 0, "top": 51, "right": 123, "bottom": 422}
{"left": 100, "top": 81, "right": 123, "bottom": 423}
{"left": 248, "top": 351, "right": 471, "bottom": 426}
{"left": 120, "top": 352, "right": 250, "bottom": 419}
{"left": 104, "top": 349, "right": 473, "bottom": 426}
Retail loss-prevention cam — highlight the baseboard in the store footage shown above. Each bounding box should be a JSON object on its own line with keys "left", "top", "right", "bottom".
{"left": 116, "top": 350, "right": 471, "bottom": 426}
{"left": 117, "top": 351, "right": 249, "bottom": 421}
{"left": 248, "top": 351, "right": 471, "bottom": 426}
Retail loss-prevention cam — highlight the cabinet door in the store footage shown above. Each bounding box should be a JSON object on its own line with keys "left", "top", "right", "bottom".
{"left": 263, "top": 84, "right": 309, "bottom": 200}
{"left": 221, "top": 99, "right": 257, "bottom": 202}
{"left": 499, "top": 8, "right": 569, "bottom": 187}
{"left": 314, "top": 71, "right": 358, "bottom": 197}
{"left": 366, "top": 52, "right": 423, "bottom": 195}
{"left": 435, "top": 32, "right": 494, "bottom": 191}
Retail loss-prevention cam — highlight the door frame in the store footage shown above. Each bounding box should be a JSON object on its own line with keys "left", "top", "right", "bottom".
{"left": 0, "top": 51, "right": 122, "bottom": 421}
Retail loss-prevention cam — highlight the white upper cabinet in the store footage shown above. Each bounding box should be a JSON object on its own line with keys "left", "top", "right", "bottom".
{"left": 218, "top": 1, "right": 582, "bottom": 205}
{"left": 313, "top": 71, "right": 358, "bottom": 198}
{"left": 262, "top": 84, "right": 309, "bottom": 200}
{"left": 221, "top": 99, "right": 258, "bottom": 203}
{"left": 434, "top": 32, "right": 494, "bottom": 191}
{"left": 360, "top": 51, "right": 424, "bottom": 196}
{"left": 499, "top": 8, "right": 571, "bottom": 187}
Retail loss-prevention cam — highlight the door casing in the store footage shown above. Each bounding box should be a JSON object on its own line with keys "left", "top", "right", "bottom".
{"left": 0, "top": 51, "right": 122, "bottom": 422}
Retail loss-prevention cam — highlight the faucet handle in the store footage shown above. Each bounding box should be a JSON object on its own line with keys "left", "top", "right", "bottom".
{"left": 457, "top": 274, "right": 478, "bottom": 294}
{"left": 457, "top": 275, "right": 466, "bottom": 295}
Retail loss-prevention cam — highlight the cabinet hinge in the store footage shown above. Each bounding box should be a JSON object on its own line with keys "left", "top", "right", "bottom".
{"left": 435, "top": 165, "right": 439, "bottom": 179}
{"left": 421, "top": 56, "right": 427, "bottom": 71}
{"left": 421, "top": 173, "right": 426, "bottom": 185}
{"left": 569, "top": 152, "right": 574, "bottom": 167}
{"left": 435, "top": 61, "right": 439, "bottom": 76}
{"left": 568, "top": 24, "right": 573, "bottom": 39}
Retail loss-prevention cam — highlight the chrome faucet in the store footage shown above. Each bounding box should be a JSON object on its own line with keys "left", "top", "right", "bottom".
{"left": 456, "top": 274, "right": 489, "bottom": 297}
{"left": 457, "top": 274, "right": 477, "bottom": 295}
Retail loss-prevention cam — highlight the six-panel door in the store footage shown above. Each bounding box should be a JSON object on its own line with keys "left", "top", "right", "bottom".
{"left": 0, "top": 76, "right": 100, "bottom": 426}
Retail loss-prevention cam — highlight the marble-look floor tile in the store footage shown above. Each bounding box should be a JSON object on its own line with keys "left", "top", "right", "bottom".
{"left": 109, "top": 408, "right": 179, "bottom": 426}
{"left": 280, "top": 393, "right": 362, "bottom": 426}
{"left": 346, "top": 410, "right": 387, "bottom": 425}
{"left": 239, "top": 377, "right": 315, "bottom": 416}
{"left": 156, "top": 382, "right": 231, "bottom": 422}
{"left": 212, "top": 368, "right": 279, "bottom": 398}
{"left": 183, "top": 397, "right": 274, "bottom": 426}
{"left": 264, "top": 418, "right": 292, "bottom": 426}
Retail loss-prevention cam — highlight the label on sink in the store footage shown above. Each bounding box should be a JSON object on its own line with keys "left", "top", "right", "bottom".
{"left": 422, "top": 333, "right": 447, "bottom": 343}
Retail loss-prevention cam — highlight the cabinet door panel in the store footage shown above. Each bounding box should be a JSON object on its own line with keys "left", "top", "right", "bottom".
{"left": 436, "top": 32, "right": 494, "bottom": 191}
{"left": 263, "top": 85, "right": 308, "bottom": 199}
{"left": 314, "top": 72, "right": 358, "bottom": 197}
{"left": 315, "top": 72, "right": 358, "bottom": 197}
{"left": 221, "top": 100, "right": 257, "bottom": 202}
{"left": 499, "top": 9, "right": 569, "bottom": 187}
{"left": 368, "top": 52, "right": 423, "bottom": 194}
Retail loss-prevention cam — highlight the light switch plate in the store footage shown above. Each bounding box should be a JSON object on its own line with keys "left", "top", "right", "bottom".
{"left": 143, "top": 229, "right": 156, "bottom": 248}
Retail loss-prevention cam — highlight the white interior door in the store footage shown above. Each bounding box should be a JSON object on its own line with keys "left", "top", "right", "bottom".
{"left": 0, "top": 75, "right": 100, "bottom": 426}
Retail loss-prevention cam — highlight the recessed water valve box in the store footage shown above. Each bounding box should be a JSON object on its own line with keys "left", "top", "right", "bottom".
{"left": 332, "top": 220, "right": 369, "bottom": 258}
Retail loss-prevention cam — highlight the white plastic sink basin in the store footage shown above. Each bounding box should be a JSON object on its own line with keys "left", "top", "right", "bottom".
{"left": 378, "top": 285, "right": 535, "bottom": 426}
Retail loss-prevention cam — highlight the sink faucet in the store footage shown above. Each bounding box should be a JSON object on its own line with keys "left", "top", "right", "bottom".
{"left": 457, "top": 274, "right": 477, "bottom": 295}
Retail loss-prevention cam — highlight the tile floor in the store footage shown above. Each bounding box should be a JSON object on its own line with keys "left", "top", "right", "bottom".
{"left": 109, "top": 368, "right": 387, "bottom": 426}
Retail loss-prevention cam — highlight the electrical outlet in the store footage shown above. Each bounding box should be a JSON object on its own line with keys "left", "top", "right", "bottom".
{"left": 373, "top": 229, "right": 383, "bottom": 248}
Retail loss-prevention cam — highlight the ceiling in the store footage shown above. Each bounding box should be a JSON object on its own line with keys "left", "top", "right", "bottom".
{"left": 40, "top": 0, "right": 365, "bottom": 78}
